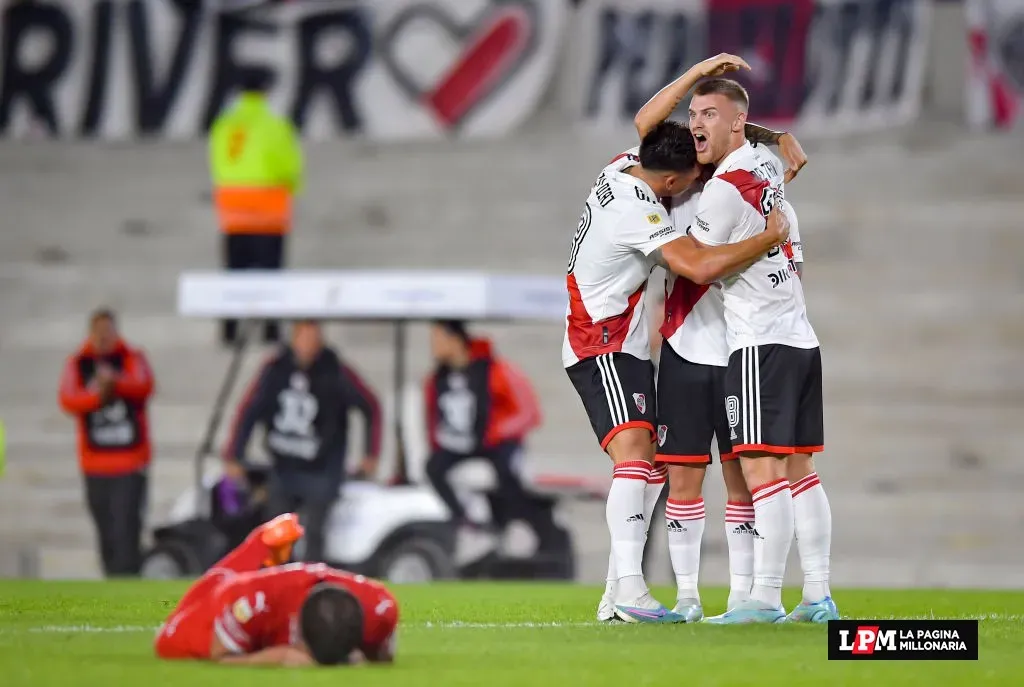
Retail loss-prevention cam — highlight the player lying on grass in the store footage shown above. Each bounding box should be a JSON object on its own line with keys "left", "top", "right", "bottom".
{"left": 154, "top": 514, "right": 398, "bottom": 666}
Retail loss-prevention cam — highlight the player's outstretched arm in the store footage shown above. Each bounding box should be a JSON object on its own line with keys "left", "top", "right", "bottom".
{"left": 744, "top": 123, "right": 808, "bottom": 183}
{"left": 213, "top": 643, "right": 313, "bottom": 667}
{"left": 655, "top": 207, "right": 790, "bottom": 284}
{"left": 635, "top": 54, "right": 750, "bottom": 139}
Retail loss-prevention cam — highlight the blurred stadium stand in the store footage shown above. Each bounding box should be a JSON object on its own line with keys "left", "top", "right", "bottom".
{"left": 0, "top": 0, "right": 1022, "bottom": 585}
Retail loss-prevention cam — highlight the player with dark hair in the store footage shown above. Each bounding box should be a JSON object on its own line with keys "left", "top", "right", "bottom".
{"left": 564, "top": 55, "right": 792, "bottom": 623}
{"left": 154, "top": 514, "right": 398, "bottom": 666}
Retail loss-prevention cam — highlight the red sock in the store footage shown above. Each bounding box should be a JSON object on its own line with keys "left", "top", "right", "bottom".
{"left": 171, "top": 533, "right": 272, "bottom": 612}
{"left": 211, "top": 530, "right": 275, "bottom": 573}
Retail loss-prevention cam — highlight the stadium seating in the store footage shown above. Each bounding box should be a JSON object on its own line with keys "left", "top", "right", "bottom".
{"left": 1, "top": 120, "right": 1022, "bottom": 585}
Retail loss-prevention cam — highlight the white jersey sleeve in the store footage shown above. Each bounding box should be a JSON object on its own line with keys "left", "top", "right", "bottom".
{"left": 781, "top": 199, "right": 802, "bottom": 263}
{"left": 615, "top": 203, "right": 680, "bottom": 257}
{"left": 691, "top": 179, "right": 742, "bottom": 247}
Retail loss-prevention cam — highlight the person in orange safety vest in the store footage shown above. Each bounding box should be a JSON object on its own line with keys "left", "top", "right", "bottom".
{"left": 209, "top": 72, "right": 303, "bottom": 346}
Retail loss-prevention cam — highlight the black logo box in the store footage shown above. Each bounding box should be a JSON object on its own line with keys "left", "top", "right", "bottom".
{"left": 828, "top": 620, "right": 979, "bottom": 661}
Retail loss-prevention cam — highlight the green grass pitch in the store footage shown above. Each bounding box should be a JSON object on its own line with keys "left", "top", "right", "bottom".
{"left": 0, "top": 581, "right": 1021, "bottom": 686}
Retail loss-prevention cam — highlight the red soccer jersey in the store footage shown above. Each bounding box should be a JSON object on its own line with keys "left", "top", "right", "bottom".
{"left": 210, "top": 563, "right": 399, "bottom": 658}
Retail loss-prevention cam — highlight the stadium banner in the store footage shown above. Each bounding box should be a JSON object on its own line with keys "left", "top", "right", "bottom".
{"left": 0, "top": 0, "right": 566, "bottom": 140}
{"left": 564, "top": 0, "right": 934, "bottom": 137}
{"left": 966, "top": 0, "right": 1024, "bottom": 130}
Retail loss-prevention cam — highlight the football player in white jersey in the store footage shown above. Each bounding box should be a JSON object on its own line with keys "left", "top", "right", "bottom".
{"left": 628, "top": 57, "right": 811, "bottom": 624}
{"left": 687, "top": 78, "right": 836, "bottom": 624}
{"left": 564, "top": 82, "right": 792, "bottom": 623}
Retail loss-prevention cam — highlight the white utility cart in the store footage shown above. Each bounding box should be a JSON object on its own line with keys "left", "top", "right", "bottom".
{"left": 141, "top": 270, "right": 607, "bottom": 582}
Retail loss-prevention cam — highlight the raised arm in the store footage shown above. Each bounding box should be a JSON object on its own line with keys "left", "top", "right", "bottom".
{"left": 635, "top": 54, "right": 750, "bottom": 139}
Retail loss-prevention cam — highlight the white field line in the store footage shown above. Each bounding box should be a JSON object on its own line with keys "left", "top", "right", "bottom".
{"left": 2, "top": 615, "right": 1022, "bottom": 635}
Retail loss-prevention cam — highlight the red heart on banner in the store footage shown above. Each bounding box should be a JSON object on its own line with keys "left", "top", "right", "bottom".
{"left": 379, "top": 2, "right": 538, "bottom": 130}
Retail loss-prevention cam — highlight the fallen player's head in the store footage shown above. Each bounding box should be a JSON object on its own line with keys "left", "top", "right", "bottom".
{"left": 689, "top": 78, "right": 749, "bottom": 166}
{"left": 638, "top": 121, "right": 702, "bottom": 197}
{"left": 299, "top": 583, "right": 365, "bottom": 665}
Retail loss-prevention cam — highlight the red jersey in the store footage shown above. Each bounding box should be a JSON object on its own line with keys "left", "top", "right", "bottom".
{"left": 205, "top": 564, "right": 397, "bottom": 658}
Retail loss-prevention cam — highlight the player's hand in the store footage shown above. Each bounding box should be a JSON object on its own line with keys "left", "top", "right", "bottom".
{"left": 779, "top": 133, "right": 808, "bottom": 183}
{"left": 224, "top": 460, "right": 248, "bottom": 485}
{"left": 281, "top": 647, "right": 314, "bottom": 667}
{"left": 693, "top": 53, "right": 751, "bottom": 79}
{"left": 95, "top": 364, "right": 116, "bottom": 384}
{"left": 765, "top": 205, "right": 791, "bottom": 247}
{"left": 354, "top": 456, "right": 379, "bottom": 480}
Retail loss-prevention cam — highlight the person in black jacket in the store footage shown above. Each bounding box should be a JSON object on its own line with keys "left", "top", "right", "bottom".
{"left": 224, "top": 321, "right": 382, "bottom": 562}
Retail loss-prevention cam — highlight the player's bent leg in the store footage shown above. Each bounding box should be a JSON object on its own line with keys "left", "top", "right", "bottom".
{"left": 786, "top": 454, "right": 837, "bottom": 622}
{"left": 722, "top": 458, "right": 755, "bottom": 611}
{"left": 664, "top": 464, "right": 706, "bottom": 622}
{"left": 706, "top": 453, "right": 790, "bottom": 624}
{"left": 599, "top": 461, "right": 667, "bottom": 622}
{"left": 604, "top": 428, "right": 681, "bottom": 623}
{"left": 217, "top": 512, "right": 305, "bottom": 572}
{"left": 169, "top": 513, "right": 305, "bottom": 616}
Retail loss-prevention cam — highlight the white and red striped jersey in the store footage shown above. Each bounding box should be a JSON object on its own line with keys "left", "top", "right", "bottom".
{"left": 562, "top": 148, "right": 682, "bottom": 367}
{"left": 662, "top": 188, "right": 804, "bottom": 367}
{"left": 691, "top": 142, "right": 818, "bottom": 352}
{"left": 661, "top": 187, "right": 729, "bottom": 366}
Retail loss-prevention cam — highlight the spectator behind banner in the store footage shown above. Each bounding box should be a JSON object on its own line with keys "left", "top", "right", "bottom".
{"left": 58, "top": 309, "right": 154, "bottom": 577}
{"left": 224, "top": 321, "right": 382, "bottom": 563}
{"left": 209, "top": 71, "right": 303, "bottom": 346}
{"left": 424, "top": 321, "right": 552, "bottom": 541}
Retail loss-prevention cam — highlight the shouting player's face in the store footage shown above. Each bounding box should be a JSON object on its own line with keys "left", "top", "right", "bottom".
{"left": 688, "top": 93, "right": 744, "bottom": 166}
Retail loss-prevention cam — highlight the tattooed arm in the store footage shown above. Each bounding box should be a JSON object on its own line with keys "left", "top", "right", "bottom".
{"left": 745, "top": 123, "right": 808, "bottom": 183}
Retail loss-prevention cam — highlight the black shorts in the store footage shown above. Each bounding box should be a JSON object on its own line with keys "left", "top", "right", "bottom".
{"left": 566, "top": 352, "right": 656, "bottom": 450}
{"left": 724, "top": 344, "right": 824, "bottom": 455}
{"left": 655, "top": 343, "right": 735, "bottom": 465}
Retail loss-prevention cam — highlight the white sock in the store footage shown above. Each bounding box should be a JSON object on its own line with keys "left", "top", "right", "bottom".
{"left": 607, "top": 460, "right": 652, "bottom": 601}
{"left": 725, "top": 500, "right": 755, "bottom": 607}
{"left": 603, "top": 549, "right": 616, "bottom": 599}
{"left": 791, "top": 473, "right": 832, "bottom": 603}
{"left": 604, "top": 464, "right": 665, "bottom": 599}
{"left": 645, "top": 464, "right": 667, "bottom": 526}
{"left": 749, "top": 479, "right": 794, "bottom": 609}
{"left": 665, "top": 498, "right": 705, "bottom": 602}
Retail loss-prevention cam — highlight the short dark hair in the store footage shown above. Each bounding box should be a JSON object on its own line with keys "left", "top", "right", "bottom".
{"left": 693, "top": 78, "right": 749, "bottom": 111}
{"left": 639, "top": 121, "right": 698, "bottom": 173}
{"left": 89, "top": 308, "right": 116, "bottom": 326}
{"left": 299, "top": 584, "right": 364, "bottom": 665}
{"left": 434, "top": 319, "right": 471, "bottom": 344}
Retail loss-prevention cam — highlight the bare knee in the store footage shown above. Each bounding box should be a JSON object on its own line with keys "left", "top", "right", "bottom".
{"left": 667, "top": 464, "right": 706, "bottom": 501}
{"left": 786, "top": 453, "right": 815, "bottom": 482}
{"left": 739, "top": 452, "right": 786, "bottom": 488}
{"left": 606, "top": 427, "right": 655, "bottom": 466}
{"left": 721, "top": 459, "right": 751, "bottom": 502}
